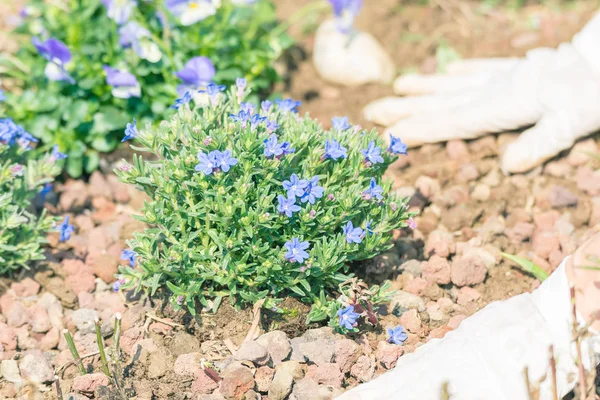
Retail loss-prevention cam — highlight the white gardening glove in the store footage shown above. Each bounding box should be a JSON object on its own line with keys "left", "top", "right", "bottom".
{"left": 313, "top": 19, "right": 395, "bottom": 87}
{"left": 364, "top": 12, "right": 600, "bottom": 174}
{"left": 337, "top": 256, "right": 600, "bottom": 400}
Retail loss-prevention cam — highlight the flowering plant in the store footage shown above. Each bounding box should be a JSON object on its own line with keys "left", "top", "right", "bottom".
{"left": 1, "top": 0, "right": 292, "bottom": 177}
{"left": 115, "top": 84, "right": 413, "bottom": 324}
{"left": 0, "top": 111, "right": 63, "bottom": 274}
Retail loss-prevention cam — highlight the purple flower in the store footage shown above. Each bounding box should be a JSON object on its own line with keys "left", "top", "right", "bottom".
{"left": 277, "top": 195, "right": 301, "bottom": 218}
{"left": 239, "top": 102, "right": 254, "bottom": 114}
{"left": 102, "top": 0, "right": 137, "bottom": 24}
{"left": 10, "top": 164, "right": 24, "bottom": 177}
{"left": 331, "top": 116, "right": 351, "bottom": 132}
{"left": 261, "top": 100, "right": 273, "bottom": 113}
{"left": 195, "top": 151, "right": 219, "bottom": 175}
{"left": 337, "top": 305, "right": 360, "bottom": 330}
{"left": 32, "top": 37, "right": 74, "bottom": 83}
{"left": 175, "top": 56, "right": 215, "bottom": 95}
{"left": 236, "top": 77, "right": 246, "bottom": 98}
{"left": 387, "top": 326, "right": 408, "bottom": 345}
{"left": 300, "top": 176, "right": 324, "bottom": 205}
{"left": 276, "top": 98, "right": 301, "bottom": 113}
{"left": 112, "top": 279, "right": 123, "bottom": 292}
{"left": 328, "top": 0, "right": 362, "bottom": 33}
{"left": 103, "top": 66, "right": 141, "bottom": 98}
{"left": 118, "top": 21, "right": 161, "bottom": 62}
{"left": 388, "top": 134, "right": 408, "bottom": 155}
{"left": 165, "top": 0, "right": 218, "bottom": 26}
{"left": 172, "top": 91, "right": 192, "bottom": 110}
{"left": 57, "top": 216, "right": 75, "bottom": 242}
{"left": 50, "top": 145, "right": 67, "bottom": 161}
{"left": 362, "top": 178, "right": 383, "bottom": 200}
{"left": 199, "top": 83, "right": 226, "bottom": 104}
{"left": 283, "top": 174, "right": 308, "bottom": 198}
{"left": 284, "top": 238, "right": 310, "bottom": 263}
{"left": 176, "top": 295, "right": 185, "bottom": 305}
{"left": 121, "top": 249, "right": 137, "bottom": 267}
{"left": 215, "top": 150, "right": 238, "bottom": 172}
{"left": 324, "top": 139, "right": 347, "bottom": 160}
{"left": 122, "top": 119, "right": 138, "bottom": 142}
{"left": 343, "top": 221, "right": 363, "bottom": 244}
{"left": 407, "top": 218, "right": 417, "bottom": 230}
{"left": 361, "top": 141, "right": 384, "bottom": 165}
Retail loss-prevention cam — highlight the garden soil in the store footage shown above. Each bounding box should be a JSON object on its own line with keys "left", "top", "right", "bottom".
{"left": 1, "top": 1, "right": 600, "bottom": 399}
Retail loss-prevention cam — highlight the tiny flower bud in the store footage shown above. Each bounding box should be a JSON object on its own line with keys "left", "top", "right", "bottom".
{"left": 176, "top": 295, "right": 185, "bottom": 305}
{"left": 203, "top": 137, "right": 212, "bottom": 146}
{"left": 327, "top": 194, "right": 335, "bottom": 201}
{"left": 390, "top": 202, "right": 398, "bottom": 211}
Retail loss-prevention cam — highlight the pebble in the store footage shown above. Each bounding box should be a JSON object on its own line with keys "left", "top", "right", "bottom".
{"left": 448, "top": 315, "right": 467, "bottom": 329}
{"left": 298, "top": 339, "right": 334, "bottom": 366}
{"left": 306, "top": 362, "right": 343, "bottom": 387}
{"left": 255, "top": 331, "right": 291, "bottom": 366}
{"left": 446, "top": 140, "right": 469, "bottom": 161}
{"left": 220, "top": 365, "right": 255, "bottom": 400}
{"left": 333, "top": 339, "right": 362, "bottom": 373}
{"left": 403, "top": 277, "right": 428, "bottom": 297}
{"left": 291, "top": 378, "right": 323, "bottom": 400}
{"left": 531, "top": 231, "right": 560, "bottom": 260}
{"left": 11, "top": 278, "right": 40, "bottom": 298}
{"left": 234, "top": 341, "right": 270, "bottom": 366}
{"left": 568, "top": 139, "right": 597, "bottom": 166}
{"left": 457, "top": 163, "right": 479, "bottom": 182}
{"left": 73, "top": 373, "right": 110, "bottom": 393}
{"left": 147, "top": 349, "right": 172, "bottom": 379}
{"left": 426, "top": 302, "right": 448, "bottom": 323}
{"left": 389, "top": 290, "right": 426, "bottom": 313}
{"left": 506, "top": 222, "right": 535, "bottom": 243}
{"left": 451, "top": 255, "right": 487, "bottom": 287}
{"left": 29, "top": 305, "right": 51, "bottom": 333}
{"left": 576, "top": 166, "right": 600, "bottom": 196}
{"left": 375, "top": 341, "right": 403, "bottom": 369}
{"left": 0, "top": 323, "right": 17, "bottom": 351}
{"left": 1, "top": 360, "right": 21, "bottom": 383}
{"left": 71, "top": 308, "right": 99, "bottom": 334}
{"left": 350, "top": 355, "right": 375, "bottom": 382}
{"left": 4, "top": 299, "right": 29, "bottom": 328}
{"left": 472, "top": 184, "right": 491, "bottom": 202}
{"left": 87, "top": 253, "right": 120, "bottom": 284}
{"left": 415, "top": 176, "right": 441, "bottom": 200}
{"left": 456, "top": 287, "right": 482, "bottom": 305}
{"left": 191, "top": 369, "right": 219, "bottom": 395}
{"left": 269, "top": 362, "right": 303, "bottom": 400}
{"left": 547, "top": 185, "right": 578, "bottom": 208}
{"left": 19, "top": 350, "right": 54, "bottom": 383}
{"left": 422, "top": 255, "right": 451, "bottom": 285}
{"left": 398, "top": 260, "right": 423, "bottom": 277}
{"left": 425, "top": 230, "right": 456, "bottom": 258}
{"left": 255, "top": 366, "right": 275, "bottom": 393}
{"left": 62, "top": 259, "right": 96, "bottom": 294}
{"left": 399, "top": 309, "right": 421, "bottom": 334}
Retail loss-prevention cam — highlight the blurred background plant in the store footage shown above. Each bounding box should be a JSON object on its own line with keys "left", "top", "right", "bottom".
{"left": 0, "top": 107, "right": 63, "bottom": 275}
{"left": 115, "top": 85, "right": 414, "bottom": 328}
{"left": 0, "top": 0, "right": 293, "bottom": 177}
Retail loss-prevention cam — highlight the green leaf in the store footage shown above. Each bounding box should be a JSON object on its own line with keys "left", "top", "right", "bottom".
{"left": 501, "top": 253, "right": 549, "bottom": 282}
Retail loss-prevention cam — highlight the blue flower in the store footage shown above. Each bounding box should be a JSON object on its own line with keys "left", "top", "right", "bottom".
{"left": 337, "top": 305, "right": 360, "bottom": 330}
{"left": 284, "top": 238, "right": 310, "bottom": 263}
{"left": 331, "top": 116, "right": 351, "bottom": 132}
{"left": 281, "top": 141, "right": 295, "bottom": 155}
{"left": 199, "top": 83, "right": 226, "bottom": 103}
{"left": 343, "top": 221, "right": 363, "bottom": 244}
{"left": 101, "top": 0, "right": 137, "bottom": 24}
{"left": 122, "top": 119, "right": 138, "bottom": 142}
{"left": 16, "top": 130, "right": 39, "bottom": 150}
{"left": 328, "top": 0, "right": 362, "bottom": 33}
{"left": 50, "top": 145, "right": 67, "bottom": 161}
{"left": 121, "top": 249, "right": 136, "bottom": 267}
{"left": 171, "top": 91, "right": 192, "bottom": 109}
{"left": 195, "top": 151, "right": 219, "bottom": 175}
{"left": 361, "top": 141, "right": 384, "bottom": 165}
{"left": 363, "top": 178, "right": 383, "bottom": 200}
{"left": 387, "top": 326, "right": 408, "bottom": 345}
{"left": 264, "top": 134, "right": 285, "bottom": 158}
{"left": 239, "top": 102, "right": 254, "bottom": 114}
{"left": 215, "top": 150, "right": 238, "bottom": 172}
{"left": 300, "top": 176, "right": 324, "bottom": 205}
{"left": 229, "top": 110, "right": 251, "bottom": 127}
{"left": 282, "top": 174, "right": 308, "bottom": 198}
{"left": 261, "top": 100, "right": 273, "bottom": 113}
{"left": 324, "top": 139, "right": 347, "bottom": 160}
{"left": 388, "top": 134, "right": 408, "bottom": 155}
{"left": 103, "top": 66, "right": 141, "bottom": 99}
{"left": 365, "top": 220, "right": 374, "bottom": 235}
{"left": 236, "top": 77, "right": 247, "bottom": 90}
{"left": 0, "top": 118, "right": 20, "bottom": 145}
{"left": 40, "top": 183, "right": 53, "bottom": 202}
{"left": 0, "top": 90, "right": 5, "bottom": 102}
{"left": 165, "top": 0, "right": 219, "bottom": 26}
{"left": 276, "top": 98, "right": 301, "bottom": 113}
{"left": 32, "top": 37, "right": 74, "bottom": 83}
{"left": 118, "top": 21, "right": 161, "bottom": 62}
{"left": 175, "top": 56, "right": 215, "bottom": 95}
{"left": 266, "top": 120, "right": 279, "bottom": 133}
{"left": 112, "top": 278, "right": 125, "bottom": 292}
{"left": 249, "top": 114, "right": 267, "bottom": 130}
{"left": 277, "top": 195, "right": 301, "bottom": 218}
{"left": 57, "top": 216, "right": 75, "bottom": 242}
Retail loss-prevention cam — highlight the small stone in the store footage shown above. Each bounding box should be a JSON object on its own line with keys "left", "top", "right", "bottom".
{"left": 88, "top": 172, "right": 113, "bottom": 199}
{"left": 457, "top": 163, "right": 479, "bottom": 182}
{"left": 422, "top": 255, "right": 451, "bottom": 285}
{"left": 87, "top": 253, "right": 120, "bottom": 284}
{"left": 107, "top": 174, "right": 130, "bottom": 203}
{"left": 456, "top": 287, "right": 482, "bottom": 305}
{"left": 428, "top": 326, "right": 453, "bottom": 340}
{"left": 298, "top": 339, "right": 334, "bottom": 366}
{"left": 448, "top": 315, "right": 467, "bottom": 329}
{"left": 255, "top": 331, "right": 291, "bottom": 366}
{"left": 29, "top": 306, "right": 51, "bottom": 333}
{"left": 398, "top": 260, "right": 423, "bottom": 277}
{"left": 544, "top": 161, "right": 572, "bottom": 178}
{"left": 71, "top": 308, "right": 99, "bottom": 334}
{"left": 441, "top": 205, "right": 477, "bottom": 232}
{"left": 147, "top": 349, "right": 172, "bottom": 379}
{"left": 472, "top": 184, "right": 491, "bottom": 202}
{"left": 333, "top": 339, "right": 362, "bottom": 373}
{"left": 0, "top": 323, "right": 17, "bottom": 351}
{"left": 425, "top": 230, "right": 456, "bottom": 258}
{"left": 451, "top": 255, "right": 487, "bottom": 287}
{"left": 4, "top": 299, "right": 28, "bottom": 328}
{"left": 547, "top": 185, "right": 578, "bottom": 208}
{"left": 40, "top": 328, "right": 60, "bottom": 351}
{"left": 220, "top": 365, "right": 255, "bottom": 400}
{"left": 415, "top": 176, "right": 441, "bottom": 200}
{"left": 19, "top": 350, "right": 54, "bottom": 383}
{"left": 506, "top": 222, "right": 535, "bottom": 243}
{"left": 1, "top": 360, "right": 21, "bottom": 383}
{"left": 62, "top": 259, "right": 96, "bottom": 294}
{"left": 291, "top": 378, "right": 321, "bottom": 400}
{"left": 577, "top": 166, "right": 600, "bottom": 196}
{"left": 11, "top": 278, "right": 40, "bottom": 298}
{"left": 73, "top": 373, "right": 110, "bottom": 393}
{"left": 255, "top": 366, "right": 275, "bottom": 393}
{"left": 531, "top": 231, "right": 560, "bottom": 260}
{"left": 289, "top": 337, "right": 306, "bottom": 362}
{"left": 568, "top": 139, "right": 598, "bottom": 166}
{"left": 403, "top": 277, "right": 428, "bottom": 297}
{"left": 192, "top": 369, "right": 219, "bottom": 395}
{"left": 375, "top": 341, "right": 403, "bottom": 369}
{"left": 174, "top": 352, "right": 202, "bottom": 377}
{"left": 234, "top": 341, "right": 270, "bottom": 366}
{"left": 426, "top": 302, "right": 447, "bottom": 322}
{"left": 389, "top": 290, "right": 426, "bottom": 313}
{"left": 306, "top": 363, "right": 343, "bottom": 387}
{"left": 446, "top": 140, "right": 469, "bottom": 161}
{"left": 399, "top": 309, "right": 421, "bottom": 334}
{"left": 350, "top": 355, "right": 375, "bottom": 383}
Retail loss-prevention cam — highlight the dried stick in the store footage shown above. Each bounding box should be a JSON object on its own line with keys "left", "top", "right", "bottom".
{"left": 244, "top": 298, "right": 265, "bottom": 342}
{"left": 549, "top": 346, "right": 558, "bottom": 400}
{"left": 54, "top": 375, "right": 63, "bottom": 400}
{"left": 570, "top": 286, "right": 588, "bottom": 400}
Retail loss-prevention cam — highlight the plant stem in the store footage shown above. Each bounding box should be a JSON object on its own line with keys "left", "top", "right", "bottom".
{"left": 54, "top": 375, "right": 64, "bottom": 400}
{"left": 63, "top": 329, "right": 86, "bottom": 375}
{"left": 95, "top": 318, "right": 111, "bottom": 377}
{"left": 113, "top": 312, "right": 122, "bottom": 359}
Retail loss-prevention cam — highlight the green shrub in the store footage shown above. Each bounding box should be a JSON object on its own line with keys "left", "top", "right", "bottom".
{"left": 115, "top": 85, "right": 414, "bottom": 327}
{"left": 0, "top": 114, "right": 62, "bottom": 275}
{"left": 1, "top": 0, "right": 292, "bottom": 177}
